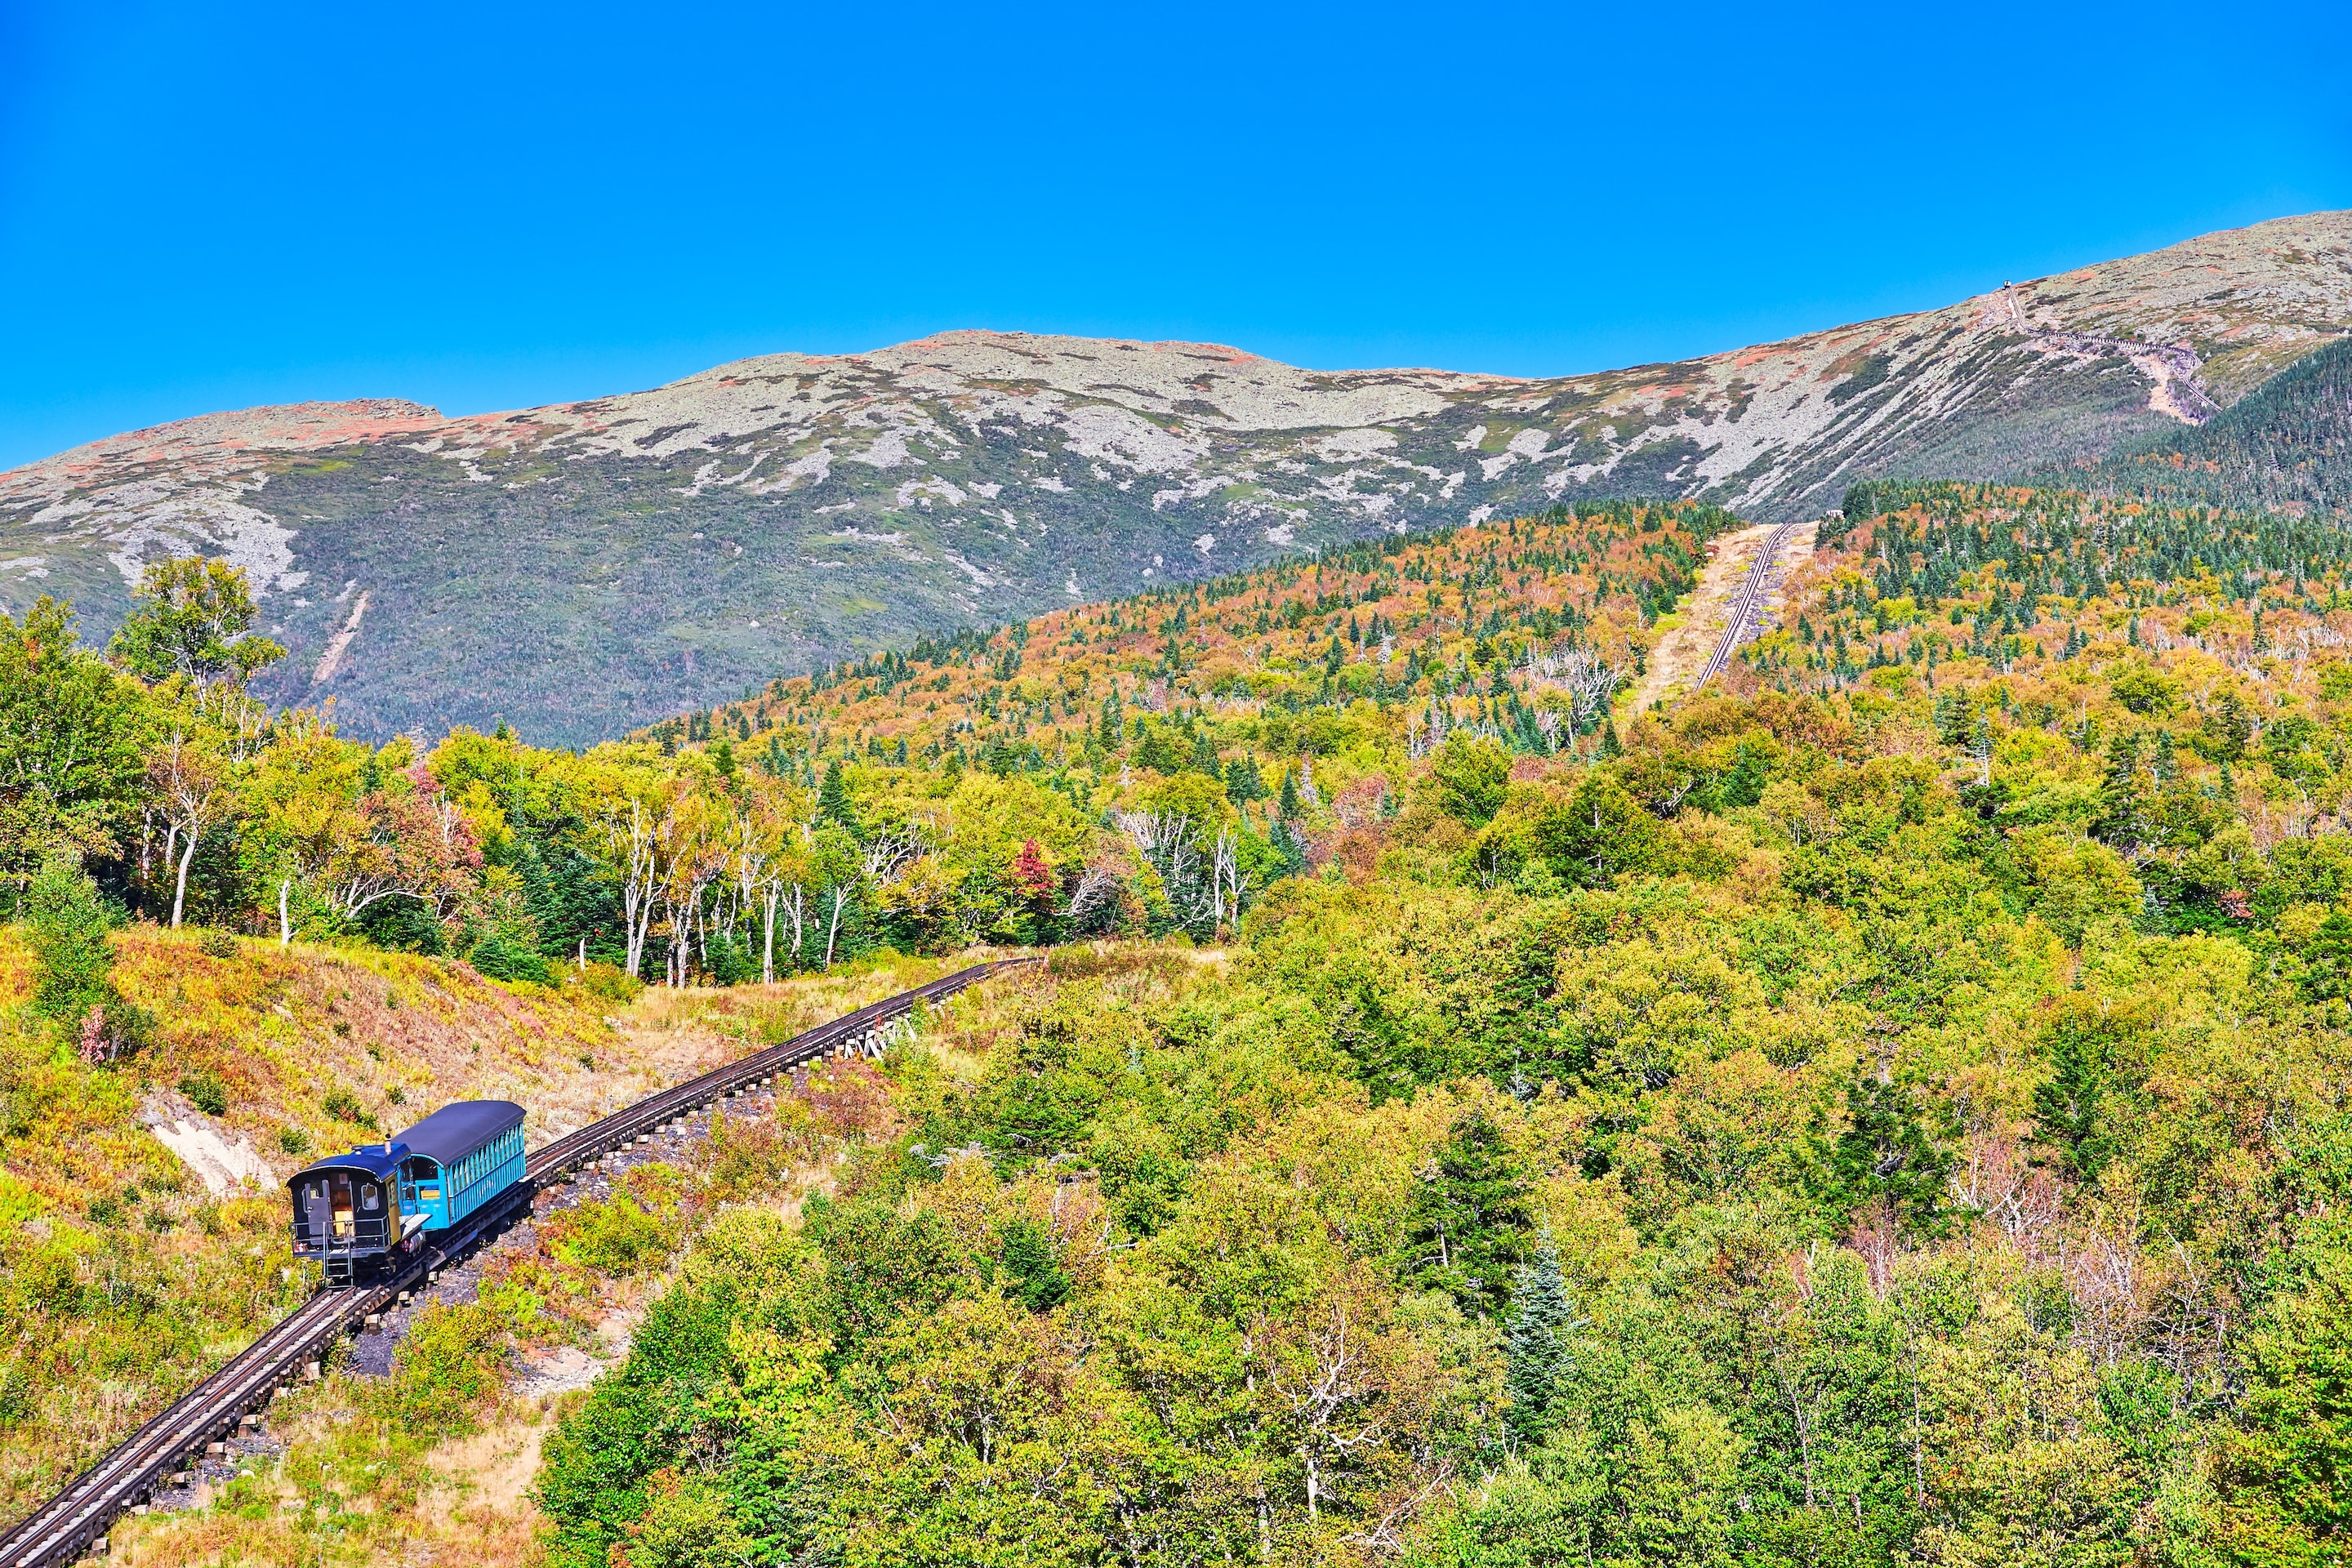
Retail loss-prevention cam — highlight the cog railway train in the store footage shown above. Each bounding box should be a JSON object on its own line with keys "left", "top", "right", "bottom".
{"left": 287, "top": 1099, "right": 527, "bottom": 1285}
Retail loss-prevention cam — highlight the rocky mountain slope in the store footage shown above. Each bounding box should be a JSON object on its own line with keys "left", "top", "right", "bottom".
{"left": 4, "top": 211, "right": 2347, "bottom": 745}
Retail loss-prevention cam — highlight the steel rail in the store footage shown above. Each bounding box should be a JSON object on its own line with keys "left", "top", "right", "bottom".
{"left": 1698, "top": 519, "right": 1806, "bottom": 687}
{"left": 0, "top": 956, "right": 1041, "bottom": 1568}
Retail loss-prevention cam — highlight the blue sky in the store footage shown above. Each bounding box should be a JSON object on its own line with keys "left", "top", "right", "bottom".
{"left": 2, "top": 0, "right": 2346, "bottom": 470}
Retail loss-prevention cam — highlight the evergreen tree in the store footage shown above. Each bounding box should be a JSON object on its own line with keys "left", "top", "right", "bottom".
{"left": 1505, "top": 1234, "right": 1575, "bottom": 1447}
{"left": 1223, "top": 752, "right": 1267, "bottom": 802}
{"left": 2034, "top": 1016, "right": 2122, "bottom": 1181}
{"left": 817, "top": 762, "right": 858, "bottom": 831}
{"left": 1815, "top": 1074, "right": 1955, "bottom": 1236}
{"left": 1718, "top": 740, "right": 1766, "bottom": 808}
{"left": 1401, "top": 1111, "right": 1534, "bottom": 1318}
{"left": 2301, "top": 909, "right": 2352, "bottom": 1001}
{"left": 24, "top": 855, "right": 116, "bottom": 1027}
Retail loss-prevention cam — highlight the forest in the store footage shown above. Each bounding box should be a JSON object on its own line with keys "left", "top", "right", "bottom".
{"left": 0, "top": 500, "right": 1730, "bottom": 1005}
{"left": 5, "top": 482, "right": 2352, "bottom": 1566}
{"left": 2082, "top": 334, "right": 2352, "bottom": 520}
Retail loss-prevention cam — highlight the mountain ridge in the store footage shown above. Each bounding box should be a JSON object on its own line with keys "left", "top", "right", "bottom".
{"left": 5, "top": 210, "right": 2348, "bottom": 745}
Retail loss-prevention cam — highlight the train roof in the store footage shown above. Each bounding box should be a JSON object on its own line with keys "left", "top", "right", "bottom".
{"left": 393, "top": 1100, "right": 526, "bottom": 1167}
{"left": 290, "top": 1143, "right": 407, "bottom": 1183}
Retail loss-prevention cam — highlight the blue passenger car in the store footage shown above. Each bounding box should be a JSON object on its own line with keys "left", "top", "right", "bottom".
{"left": 287, "top": 1099, "right": 526, "bottom": 1285}
{"left": 394, "top": 1100, "right": 527, "bottom": 1230}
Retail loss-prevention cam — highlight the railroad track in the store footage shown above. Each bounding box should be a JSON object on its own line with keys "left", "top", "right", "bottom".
{"left": 1698, "top": 519, "right": 1806, "bottom": 687}
{"left": 0, "top": 956, "right": 1042, "bottom": 1568}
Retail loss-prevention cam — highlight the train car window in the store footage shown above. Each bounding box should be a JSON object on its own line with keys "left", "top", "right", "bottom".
{"left": 362, "top": 1185, "right": 380, "bottom": 1211}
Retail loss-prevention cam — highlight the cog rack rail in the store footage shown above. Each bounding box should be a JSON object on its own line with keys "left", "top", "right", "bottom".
{"left": 1699, "top": 518, "right": 1806, "bottom": 687}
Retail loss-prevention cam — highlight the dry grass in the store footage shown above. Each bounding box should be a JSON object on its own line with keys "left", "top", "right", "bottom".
{"left": 107, "top": 1374, "right": 562, "bottom": 1568}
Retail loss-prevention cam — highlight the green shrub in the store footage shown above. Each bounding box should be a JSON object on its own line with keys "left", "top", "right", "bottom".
{"left": 470, "top": 929, "right": 555, "bottom": 986}
{"left": 376, "top": 1301, "right": 508, "bottom": 1438}
{"left": 579, "top": 960, "right": 644, "bottom": 1004}
{"left": 24, "top": 857, "right": 116, "bottom": 1026}
{"left": 178, "top": 1070, "right": 229, "bottom": 1117}
{"left": 322, "top": 1088, "right": 374, "bottom": 1129}
{"left": 197, "top": 927, "right": 238, "bottom": 959}
{"left": 551, "top": 1188, "right": 676, "bottom": 1276}
{"left": 0, "top": 1363, "right": 29, "bottom": 1428}
{"left": 277, "top": 1126, "right": 313, "bottom": 1156}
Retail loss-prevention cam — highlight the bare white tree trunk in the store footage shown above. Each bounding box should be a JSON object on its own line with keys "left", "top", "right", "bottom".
{"left": 630, "top": 899, "right": 654, "bottom": 980}
{"left": 172, "top": 831, "right": 198, "bottom": 929}
{"left": 824, "top": 884, "right": 849, "bottom": 969}
{"left": 761, "top": 884, "right": 779, "bottom": 983}
{"left": 607, "top": 799, "right": 659, "bottom": 979}
{"left": 278, "top": 877, "right": 293, "bottom": 947}
{"left": 1209, "top": 826, "right": 1252, "bottom": 934}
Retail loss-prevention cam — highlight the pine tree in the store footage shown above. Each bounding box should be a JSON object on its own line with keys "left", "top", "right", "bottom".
{"left": 1816, "top": 1075, "right": 1956, "bottom": 1236}
{"left": 1505, "top": 1234, "right": 1574, "bottom": 1447}
{"left": 817, "top": 761, "right": 857, "bottom": 831}
{"left": 1401, "top": 1111, "right": 1533, "bottom": 1318}
{"left": 1190, "top": 728, "right": 1220, "bottom": 776}
{"left": 1223, "top": 752, "right": 1266, "bottom": 802}
{"left": 2034, "top": 1018, "right": 2121, "bottom": 1180}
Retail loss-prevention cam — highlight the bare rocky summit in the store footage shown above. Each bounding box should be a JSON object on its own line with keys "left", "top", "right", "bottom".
{"left": 5, "top": 211, "right": 2347, "bottom": 744}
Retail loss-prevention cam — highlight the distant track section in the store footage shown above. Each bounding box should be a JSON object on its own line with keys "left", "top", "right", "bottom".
{"left": 1698, "top": 519, "right": 1805, "bottom": 687}
{"left": 0, "top": 956, "right": 1042, "bottom": 1568}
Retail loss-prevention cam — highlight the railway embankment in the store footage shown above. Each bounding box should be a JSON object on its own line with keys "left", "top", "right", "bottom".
{"left": 65, "top": 959, "right": 1020, "bottom": 1568}
{"left": 0, "top": 922, "right": 991, "bottom": 1544}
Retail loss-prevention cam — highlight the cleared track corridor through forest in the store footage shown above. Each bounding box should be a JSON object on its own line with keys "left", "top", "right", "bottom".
{"left": 1629, "top": 519, "right": 1809, "bottom": 711}
{"left": 1699, "top": 519, "right": 1808, "bottom": 686}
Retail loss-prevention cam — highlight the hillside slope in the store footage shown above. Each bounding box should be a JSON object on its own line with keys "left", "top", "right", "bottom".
{"left": 4, "top": 212, "right": 2346, "bottom": 745}
{"left": 0, "top": 919, "right": 971, "bottom": 1535}
{"left": 2087, "top": 332, "right": 2352, "bottom": 514}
